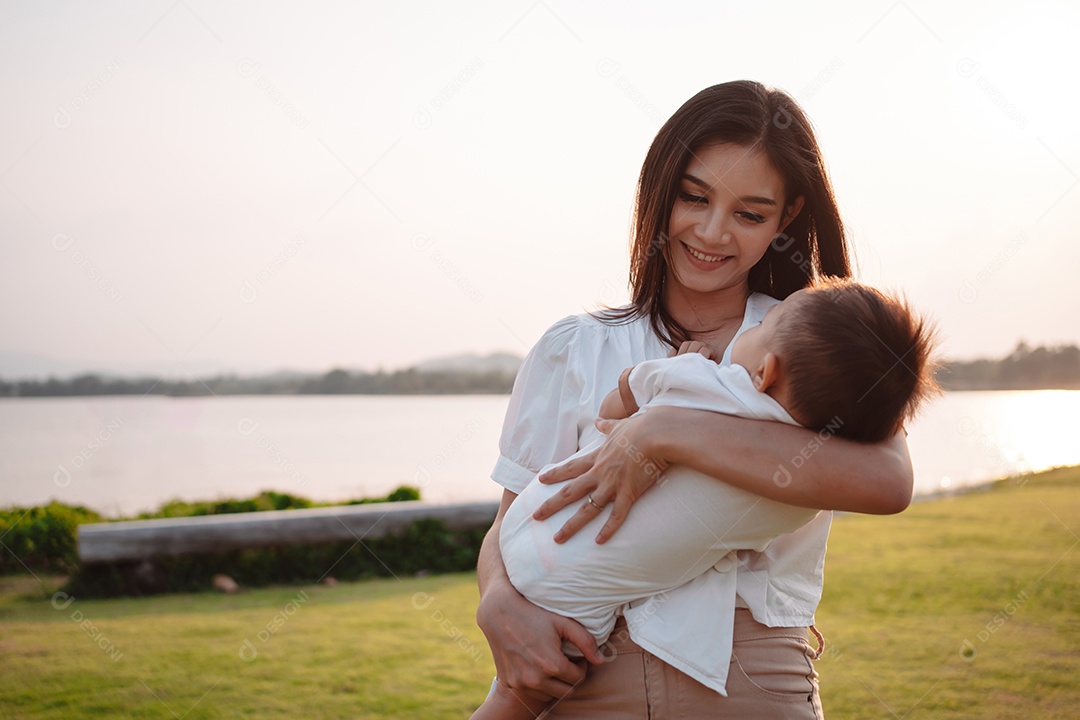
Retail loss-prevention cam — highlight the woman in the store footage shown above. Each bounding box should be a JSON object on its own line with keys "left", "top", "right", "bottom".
{"left": 476, "top": 81, "right": 913, "bottom": 718}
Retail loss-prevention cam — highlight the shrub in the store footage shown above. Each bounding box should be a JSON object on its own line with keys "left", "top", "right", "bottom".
{"left": 0, "top": 486, "right": 489, "bottom": 597}
{"left": 0, "top": 502, "right": 103, "bottom": 574}
{"left": 138, "top": 490, "right": 318, "bottom": 519}
{"left": 348, "top": 485, "right": 421, "bottom": 504}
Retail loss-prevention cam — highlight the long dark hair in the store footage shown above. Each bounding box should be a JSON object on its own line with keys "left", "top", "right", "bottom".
{"left": 599, "top": 80, "right": 852, "bottom": 349}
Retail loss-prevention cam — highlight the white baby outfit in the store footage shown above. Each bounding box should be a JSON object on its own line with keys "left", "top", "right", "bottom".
{"left": 495, "top": 294, "right": 830, "bottom": 695}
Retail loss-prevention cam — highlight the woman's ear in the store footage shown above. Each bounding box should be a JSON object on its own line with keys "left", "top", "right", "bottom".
{"left": 778, "top": 195, "right": 805, "bottom": 233}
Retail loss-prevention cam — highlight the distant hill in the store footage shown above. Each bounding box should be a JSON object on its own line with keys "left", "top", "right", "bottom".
{"left": 937, "top": 342, "right": 1080, "bottom": 391}
{"left": 0, "top": 351, "right": 293, "bottom": 382}
{"left": 413, "top": 352, "right": 522, "bottom": 375}
{"left": 0, "top": 352, "right": 525, "bottom": 397}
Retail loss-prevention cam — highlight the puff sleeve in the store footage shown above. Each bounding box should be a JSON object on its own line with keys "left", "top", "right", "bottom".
{"left": 491, "top": 316, "right": 588, "bottom": 495}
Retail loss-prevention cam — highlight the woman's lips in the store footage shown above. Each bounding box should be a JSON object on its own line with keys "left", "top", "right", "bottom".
{"left": 681, "top": 241, "right": 732, "bottom": 269}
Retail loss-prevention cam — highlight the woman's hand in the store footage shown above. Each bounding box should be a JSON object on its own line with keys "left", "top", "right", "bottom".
{"left": 534, "top": 412, "right": 669, "bottom": 544}
{"left": 476, "top": 578, "right": 603, "bottom": 701}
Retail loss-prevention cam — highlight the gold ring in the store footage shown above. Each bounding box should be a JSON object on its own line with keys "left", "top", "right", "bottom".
{"left": 586, "top": 494, "right": 603, "bottom": 510}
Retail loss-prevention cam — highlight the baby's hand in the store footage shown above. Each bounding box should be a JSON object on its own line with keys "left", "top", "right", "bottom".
{"left": 671, "top": 340, "right": 715, "bottom": 360}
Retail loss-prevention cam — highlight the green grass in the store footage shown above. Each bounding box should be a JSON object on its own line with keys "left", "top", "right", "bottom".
{"left": 0, "top": 572, "right": 493, "bottom": 718}
{"left": 814, "top": 466, "right": 1080, "bottom": 719}
{"left": 1, "top": 466, "right": 1078, "bottom": 718}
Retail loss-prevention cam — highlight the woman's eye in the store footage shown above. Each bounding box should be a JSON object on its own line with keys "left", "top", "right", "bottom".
{"left": 679, "top": 192, "right": 707, "bottom": 205}
{"left": 738, "top": 211, "right": 766, "bottom": 223}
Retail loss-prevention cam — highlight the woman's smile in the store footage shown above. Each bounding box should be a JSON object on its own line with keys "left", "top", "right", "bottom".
{"left": 681, "top": 240, "right": 733, "bottom": 268}
{"left": 666, "top": 142, "right": 792, "bottom": 295}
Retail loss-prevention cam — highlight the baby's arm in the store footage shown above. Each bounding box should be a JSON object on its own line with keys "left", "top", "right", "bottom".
{"left": 597, "top": 342, "right": 716, "bottom": 420}
{"left": 597, "top": 368, "right": 637, "bottom": 420}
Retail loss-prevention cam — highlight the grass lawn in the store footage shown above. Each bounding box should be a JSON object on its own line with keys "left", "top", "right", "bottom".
{"left": 1, "top": 466, "right": 1078, "bottom": 718}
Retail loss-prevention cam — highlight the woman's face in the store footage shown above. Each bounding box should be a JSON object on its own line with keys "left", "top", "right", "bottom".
{"left": 666, "top": 142, "right": 801, "bottom": 296}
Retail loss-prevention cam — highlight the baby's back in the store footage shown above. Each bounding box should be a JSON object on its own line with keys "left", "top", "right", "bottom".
{"left": 500, "top": 455, "right": 818, "bottom": 643}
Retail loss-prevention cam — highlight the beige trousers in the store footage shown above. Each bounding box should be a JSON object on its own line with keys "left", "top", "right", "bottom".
{"left": 540, "top": 609, "right": 824, "bottom": 719}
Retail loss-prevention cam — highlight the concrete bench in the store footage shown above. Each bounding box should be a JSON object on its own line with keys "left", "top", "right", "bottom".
{"left": 77, "top": 500, "right": 500, "bottom": 564}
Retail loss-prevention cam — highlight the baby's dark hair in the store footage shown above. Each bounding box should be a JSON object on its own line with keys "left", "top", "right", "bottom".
{"left": 773, "top": 277, "right": 939, "bottom": 443}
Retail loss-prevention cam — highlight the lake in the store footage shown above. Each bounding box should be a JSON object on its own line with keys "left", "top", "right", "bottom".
{"left": 1, "top": 391, "right": 1078, "bottom": 517}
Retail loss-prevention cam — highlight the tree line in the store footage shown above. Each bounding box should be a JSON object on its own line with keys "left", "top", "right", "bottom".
{"left": 2, "top": 342, "right": 1078, "bottom": 397}
{"left": 936, "top": 342, "right": 1080, "bottom": 390}
{"left": 0, "top": 367, "right": 518, "bottom": 397}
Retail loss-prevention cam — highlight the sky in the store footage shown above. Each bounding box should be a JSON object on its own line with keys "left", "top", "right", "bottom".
{"left": 2, "top": 0, "right": 1078, "bottom": 380}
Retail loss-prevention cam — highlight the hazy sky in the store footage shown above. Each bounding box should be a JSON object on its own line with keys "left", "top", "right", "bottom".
{"left": 2, "top": 0, "right": 1078, "bottom": 379}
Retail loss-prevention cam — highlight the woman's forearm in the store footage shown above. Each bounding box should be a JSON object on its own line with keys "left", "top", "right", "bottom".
{"left": 477, "top": 490, "right": 516, "bottom": 596}
{"left": 476, "top": 488, "right": 605, "bottom": 692}
{"left": 644, "top": 405, "right": 914, "bottom": 514}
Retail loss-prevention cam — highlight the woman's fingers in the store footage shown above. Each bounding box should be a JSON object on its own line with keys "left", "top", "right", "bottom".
{"left": 505, "top": 654, "right": 586, "bottom": 701}
{"left": 534, "top": 449, "right": 601, "bottom": 519}
{"left": 540, "top": 412, "right": 666, "bottom": 542}
{"left": 554, "top": 614, "right": 605, "bottom": 665}
{"left": 553, "top": 490, "right": 607, "bottom": 543}
{"left": 533, "top": 476, "right": 595, "bottom": 521}
{"left": 594, "top": 494, "right": 632, "bottom": 545}
{"left": 538, "top": 449, "right": 597, "bottom": 484}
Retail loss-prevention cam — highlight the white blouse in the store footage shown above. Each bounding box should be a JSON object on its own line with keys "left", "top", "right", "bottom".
{"left": 491, "top": 293, "right": 832, "bottom": 627}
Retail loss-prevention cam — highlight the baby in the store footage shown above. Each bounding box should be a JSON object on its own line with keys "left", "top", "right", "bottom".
{"left": 473, "top": 278, "right": 937, "bottom": 719}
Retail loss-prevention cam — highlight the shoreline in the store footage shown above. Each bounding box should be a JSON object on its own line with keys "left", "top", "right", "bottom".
{"left": 3, "top": 386, "right": 1080, "bottom": 400}
{"left": 5, "top": 464, "right": 1077, "bottom": 521}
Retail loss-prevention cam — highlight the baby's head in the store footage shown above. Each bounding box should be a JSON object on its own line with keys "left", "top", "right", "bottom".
{"left": 731, "top": 277, "right": 938, "bottom": 443}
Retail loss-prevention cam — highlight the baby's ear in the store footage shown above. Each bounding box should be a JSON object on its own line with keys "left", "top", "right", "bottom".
{"left": 754, "top": 353, "right": 781, "bottom": 393}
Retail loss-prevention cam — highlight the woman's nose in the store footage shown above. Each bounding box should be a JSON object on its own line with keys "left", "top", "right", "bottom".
{"left": 694, "top": 209, "right": 731, "bottom": 245}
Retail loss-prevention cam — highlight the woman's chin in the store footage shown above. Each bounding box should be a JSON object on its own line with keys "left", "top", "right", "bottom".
{"left": 670, "top": 267, "right": 747, "bottom": 296}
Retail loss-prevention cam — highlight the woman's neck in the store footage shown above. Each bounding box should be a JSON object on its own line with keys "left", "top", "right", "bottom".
{"left": 663, "top": 281, "right": 750, "bottom": 338}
